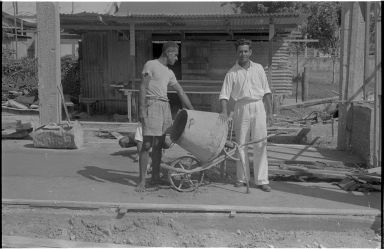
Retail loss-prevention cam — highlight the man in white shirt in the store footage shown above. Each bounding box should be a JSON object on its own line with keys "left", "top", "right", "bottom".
{"left": 219, "top": 39, "right": 273, "bottom": 192}
{"left": 137, "top": 41, "right": 194, "bottom": 192}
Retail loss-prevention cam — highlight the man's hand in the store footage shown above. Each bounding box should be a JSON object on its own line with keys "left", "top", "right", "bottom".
{"left": 218, "top": 112, "right": 229, "bottom": 124}
{"left": 138, "top": 111, "right": 145, "bottom": 125}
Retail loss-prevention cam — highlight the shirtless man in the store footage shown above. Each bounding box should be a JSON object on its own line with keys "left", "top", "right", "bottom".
{"left": 136, "top": 41, "right": 194, "bottom": 192}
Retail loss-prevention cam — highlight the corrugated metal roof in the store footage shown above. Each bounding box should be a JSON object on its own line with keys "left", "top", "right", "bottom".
{"left": 60, "top": 12, "right": 303, "bottom": 28}
{"left": 61, "top": 12, "right": 301, "bottom": 19}
{"left": 114, "top": 2, "right": 235, "bottom": 15}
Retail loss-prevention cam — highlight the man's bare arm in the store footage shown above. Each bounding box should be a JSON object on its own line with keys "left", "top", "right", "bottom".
{"left": 263, "top": 93, "right": 273, "bottom": 125}
{"left": 218, "top": 99, "right": 229, "bottom": 123}
{"left": 138, "top": 76, "right": 149, "bottom": 122}
{"left": 172, "top": 83, "right": 194, "bottom": 110}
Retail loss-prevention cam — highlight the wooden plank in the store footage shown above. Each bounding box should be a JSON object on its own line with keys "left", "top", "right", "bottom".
{"left": 367, "top": 167, "right": 381, "bottom": 174}
{"left": 280, "top": 97, "right": 338, "bottom": 109}
{"left": 2, "top": 199, "right": 380, "bottom": 216}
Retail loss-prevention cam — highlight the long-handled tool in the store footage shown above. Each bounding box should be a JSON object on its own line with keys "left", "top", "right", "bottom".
{"left": 56, "top": 84, "right": 71, "bottom": 126}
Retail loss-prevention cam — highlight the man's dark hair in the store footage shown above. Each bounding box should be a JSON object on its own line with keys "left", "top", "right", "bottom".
{"left": 235, "top": 39, "right": 252, "bottom": 49}
{"left": 162, "top": 41, "right": 179, "bottom": 53}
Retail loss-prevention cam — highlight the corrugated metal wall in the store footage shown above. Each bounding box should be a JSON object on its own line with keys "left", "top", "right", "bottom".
{"left": 80, "top": 31, "right": 130, "bottom": 114}
{"left": 180, "top": 39, "right": 293, "bottom": 110}
{"left": 80, "top": 32, "right": 293, "bottom": 115}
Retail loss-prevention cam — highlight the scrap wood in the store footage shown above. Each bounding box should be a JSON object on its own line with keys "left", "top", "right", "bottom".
{"left": 346, "top": 173, "right": 381, "bottom": 183}
{"left": 336, "top": 174, "right": 381, "bottom": 192}
{"left": 269, "top": 166, "right": 347, "bottom": 180}
{"left": 366, "top": 167, "right": 381, "bottom": 175}
{"left": 280, "top": 96, "right": 338, "bottom": 109}
{"left": 2, "top": 121, "right": 33, "bottom": 139}
{"left": 2, "top": 128, "right": 32, "bottom": 139}
{"left": 268, "top": 160, "right": 359, "bottom": 173}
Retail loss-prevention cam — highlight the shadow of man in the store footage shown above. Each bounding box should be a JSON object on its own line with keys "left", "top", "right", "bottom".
{"left": 77, "top": 165, "right": 138, "bottom": 187}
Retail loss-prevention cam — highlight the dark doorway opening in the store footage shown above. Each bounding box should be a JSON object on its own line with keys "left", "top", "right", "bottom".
{"left": 152, "top": 41, "right": 182, "bottom": 119}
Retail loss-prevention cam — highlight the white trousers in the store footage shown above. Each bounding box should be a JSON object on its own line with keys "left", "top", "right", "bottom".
{"left": 233, "top": 99, "right": 269, "bottom": 185}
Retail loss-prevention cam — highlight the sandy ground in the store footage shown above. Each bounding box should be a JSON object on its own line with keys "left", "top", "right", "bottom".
{"left": 2, "top": 206, "right": 381, "bottom": 248}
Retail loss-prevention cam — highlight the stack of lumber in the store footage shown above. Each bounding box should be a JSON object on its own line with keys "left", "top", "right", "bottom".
{"left": 336, "top": 167, "right": 381, "bottom": 192}
{"left": 268, "top": 160, "right": 359, "bottom": 181}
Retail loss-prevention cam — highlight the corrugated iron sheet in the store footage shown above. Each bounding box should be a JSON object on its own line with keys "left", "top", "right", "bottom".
{"left": 60, "top": 12, "right": 303, "bottom": 27}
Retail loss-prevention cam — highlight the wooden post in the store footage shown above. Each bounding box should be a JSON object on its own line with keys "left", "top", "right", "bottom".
{"left": 36, "top": 2, "right": 62, "bottom": 124}
{"left": 301, "top": 66, "right": 309, "bottom": 101}
{"left": 268, "top": 22, "right": 274, "bottom": 87}
{"left": 373, "top": 2, "right": 381, "bottom": 167}
{"left": 337, "top": 2, "right": 366, "bottom": 150}
{"left": 269, "top": 22, "right": 276, "bottom": 114}
{"left": 34, "top": 32, "right": 38, "bottom": 58}
{"left": 129, "top": 23, "right": 136, "bottom": 122}
{"left": 13, "top": 2, "right": 18, "bottom": 59}
{"left": 295, "top": 44, "right": 299, "bottom": 103}
{"left": 363, "top": 2, "right": 371, "bottom": 100}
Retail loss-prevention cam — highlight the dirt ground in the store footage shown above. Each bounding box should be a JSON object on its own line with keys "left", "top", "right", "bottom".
{"left": 2, "top": 98, "right": 378, "bottom": 248}
{"left": 2, "top": 206, "right": 381, "bottom": 248}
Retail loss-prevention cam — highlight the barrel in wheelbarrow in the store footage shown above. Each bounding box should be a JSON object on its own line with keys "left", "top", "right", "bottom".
{"left": 170, "top": 109, "right": 228, "bottom": 163}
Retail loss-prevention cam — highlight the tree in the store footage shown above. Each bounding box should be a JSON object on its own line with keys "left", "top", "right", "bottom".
{"left": 221, "top": 2, "right": 307, "bottom": 14}
{"left": 223, "top": 2, "right": 342, "bottom": 85}
{"left": 300, "top": 2, "right": 341, "bottom": 85}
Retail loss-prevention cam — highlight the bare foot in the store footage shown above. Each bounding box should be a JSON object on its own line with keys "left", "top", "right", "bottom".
{"left": 135, "top": 182, "right": 146, "bottom": 192}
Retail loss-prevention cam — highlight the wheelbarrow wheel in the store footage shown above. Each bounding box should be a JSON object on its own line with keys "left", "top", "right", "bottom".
{"left": 168, "top": 156, "right": 204, "bottom": 192}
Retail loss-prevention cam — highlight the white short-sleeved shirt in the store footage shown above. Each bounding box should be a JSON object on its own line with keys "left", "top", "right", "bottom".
{"left": 219, "top": 61, "right": 271, "bottom": 101}
{"left": 142, "top": 59, "right": 178, "bottom": 100}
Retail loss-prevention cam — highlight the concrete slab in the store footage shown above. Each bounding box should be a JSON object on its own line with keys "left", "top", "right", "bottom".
{"left": 2, "top": 139, "right": 380, "bottom": 215}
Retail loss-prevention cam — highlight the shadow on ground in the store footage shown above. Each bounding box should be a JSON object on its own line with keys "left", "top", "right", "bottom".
{"left": 77, "top": 166, "right": 138, "bottom": 187}
{"left": 110, "top": 150, "right": 137, "bottom": 161}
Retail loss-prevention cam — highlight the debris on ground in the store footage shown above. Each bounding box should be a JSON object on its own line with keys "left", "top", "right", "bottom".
{"left": 335, "top": 168, "right": 381, "bottom": 192}
{"left": 2, "top": 120, "right": 33, "bottom": 139}
{"left": 2, "top": 90, "right": 39, "bottom": 111}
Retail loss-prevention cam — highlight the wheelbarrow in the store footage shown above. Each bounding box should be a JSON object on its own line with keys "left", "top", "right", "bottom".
{"left": 160, "top": 109, "right": 285, "bottom": 193}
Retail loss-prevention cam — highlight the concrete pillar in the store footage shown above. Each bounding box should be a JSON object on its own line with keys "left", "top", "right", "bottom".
{"left": 337, "top": 2, "right": 366, "bottom": 150}
{"left": 36, "top": 2, "right": 61, "bottom": 124}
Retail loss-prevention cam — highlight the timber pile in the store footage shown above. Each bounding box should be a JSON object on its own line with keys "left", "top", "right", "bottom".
{"left": 336, "top": 167, "right": 381, "bottom": 192}
{"left": 268, "top": 160, "right": 360, "bottom": 181}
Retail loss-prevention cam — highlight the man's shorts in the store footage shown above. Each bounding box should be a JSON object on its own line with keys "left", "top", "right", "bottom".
{"left": 142, "top": 98, "right": 173, "bottom": 137}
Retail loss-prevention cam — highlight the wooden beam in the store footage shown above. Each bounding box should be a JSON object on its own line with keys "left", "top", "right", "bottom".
{"left": 363, "top": 2, "right": 371, "bottom": 100}
{"left": 268, "top": 22, "right": 274, "bottom": 94}
{"left": 337, "top": 2, "right": 366, "bottom": 150}
{"left": 2, "top": 198, "right": 380, "bottom": 216}
{"left": 279, "top": 97, "right": 338, "bottom": 109}
{"left": 61, "top": 24, "right": 297, "bottom": 32}
{"left": 129, "top": 23, "right": 136, "bottom": 122}
{"left": 284, "top": 39, "right": 319, "bottom": 43}
{"left": 36, "top": 2, "right": 62, "bottom": 124}
{"left": 373, "top": 2, "right": 381, "bottom": 167}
